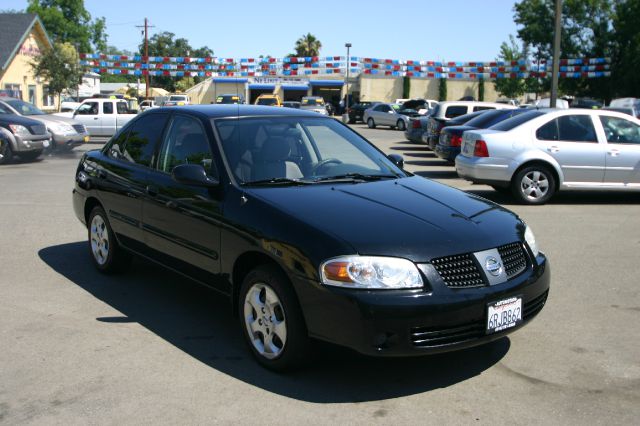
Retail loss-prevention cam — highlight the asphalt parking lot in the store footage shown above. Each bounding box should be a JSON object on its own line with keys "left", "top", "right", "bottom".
{"left": 1, "top": 127, "right": 639, "bottom": 424}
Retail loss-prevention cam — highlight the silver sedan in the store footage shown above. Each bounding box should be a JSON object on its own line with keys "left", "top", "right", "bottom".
{"left": 363, "top": 103, "right": 418, "bottom": 131}
{"left": 456, "top": 108, "right": 640, "bottom": 204}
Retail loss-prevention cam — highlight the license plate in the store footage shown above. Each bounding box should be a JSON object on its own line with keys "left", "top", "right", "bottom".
{"left": 43, "top": 139, "right": 50, "bottom": 148}
{"left": 486, "top": 296, "right": 522, "bottom": 334}
{"left": 84, "top": 135, "right": 90, "bottom": 142}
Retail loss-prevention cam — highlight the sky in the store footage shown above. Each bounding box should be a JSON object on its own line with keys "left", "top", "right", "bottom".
{"left": 4, "top": 0, "right": 522, "bottom": 61}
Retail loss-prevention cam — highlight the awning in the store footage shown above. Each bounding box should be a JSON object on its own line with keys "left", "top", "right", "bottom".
{"left": 213, "top": 78, "right": 248, "bottom": 83}
{"left": 309, "top": 80, "right": 344, "bottom": 87}
{"left": 248, "top": 84, "right": 276, "bottom": 90}
{"left": 282, "top": 85, "right": 308, "bottom": 91}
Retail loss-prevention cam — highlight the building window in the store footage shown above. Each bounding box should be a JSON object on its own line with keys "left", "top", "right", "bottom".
{"left": 28, "top": 85, "right": 36, "bottom": 105}
{"left": 3, "top": 83, "right": 21, "bottom": 99}
{"left": 42, "top": 86, "right": 54, "bottom": 107}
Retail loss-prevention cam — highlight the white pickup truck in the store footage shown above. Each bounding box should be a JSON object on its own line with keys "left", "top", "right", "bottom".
{"left": 56, "top": 98, "right": 137, "bottom": 137}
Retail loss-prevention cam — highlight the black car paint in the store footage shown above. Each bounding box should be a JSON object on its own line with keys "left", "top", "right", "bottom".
{"left": 73, "top": 105, "right": 550, "bottom": 357}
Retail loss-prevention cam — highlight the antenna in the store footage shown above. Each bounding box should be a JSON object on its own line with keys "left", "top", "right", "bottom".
{"left": 135, "top": 18, "right": 155, "bottom": 99}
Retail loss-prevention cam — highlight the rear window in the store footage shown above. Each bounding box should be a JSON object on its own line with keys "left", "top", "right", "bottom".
{"left": 472, "top": 106, "right": 495, "bottom": 112}
{"left": 490, "top": 110, "right": 546, "bottom": 131}
{"left": 257, "top": 98, "right": 277, "bottom": 106}
{"left": 444, "top": 106, "right": 468, "bottom": 118}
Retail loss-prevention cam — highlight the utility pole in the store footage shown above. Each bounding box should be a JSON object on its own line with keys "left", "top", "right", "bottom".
{"left": 136, "top": 18, "right": 154, "bottom": 99}
{"left": 550, "top": 0, "right": 562, "bottom": 108}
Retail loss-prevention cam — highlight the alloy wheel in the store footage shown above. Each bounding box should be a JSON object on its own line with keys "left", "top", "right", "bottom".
{"left": 243, "top": 283, "right": 287, "bottom": 359}
{"left": 90, "top": 214, "right": 110, "bottom": 265}
{"left": 520, "top": 170, "right": 550, "bottom": 201}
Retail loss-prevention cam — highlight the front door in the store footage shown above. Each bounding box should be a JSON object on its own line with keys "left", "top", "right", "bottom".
{"left": 142, "top": 114, "right": 222, "bottom": 284}
{"left": 535, "top": 114, "right": 606, "bottom": 184}
{"left": 74, "top": 101, "right": 101, "bottom": 135}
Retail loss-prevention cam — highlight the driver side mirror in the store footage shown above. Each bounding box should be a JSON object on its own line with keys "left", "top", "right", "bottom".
{"left": 172, "top": 164, "right": 219, "bottom": 188}
{"left": 388, "top": 154, "right": 404, "bottom": 169}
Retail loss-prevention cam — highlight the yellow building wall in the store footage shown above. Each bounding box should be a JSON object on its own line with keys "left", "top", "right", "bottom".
{"left": 407, "top": 78, "right": 500, "bottom": 102}
{"left": 358, "top": 76, "right": 403, "bottom": 102}
{"left": 408, "top": 79, "right": 440, "bottom": 100}
{"left": 0, "top": 31, "right": 57, "bottom": 110}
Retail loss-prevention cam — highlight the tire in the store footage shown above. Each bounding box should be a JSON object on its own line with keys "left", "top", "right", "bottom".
{"left": 88, "top": 206, "right": 131, "bottom": 273}
{"left": 511, "top": 165, "right": 556, "bottom": 205}
{"left": 396, "top": 120, "right": 406, "bottom": 131}
{"left": 239, "top": 265, "right": 309, "bottom": 371}
{"left": 0, "top": 141, "right": 12, "bottom": 165}
{"left": 367, "top": 118, "right": 376, "bottom": 129}
{"left": 18, "top": 150, "right": 43, "bottom": 162}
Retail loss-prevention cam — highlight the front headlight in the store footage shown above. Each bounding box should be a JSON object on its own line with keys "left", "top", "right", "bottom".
{"left": 524, "top": 225, "right": 539, "bottom": 258}
{"left": 320, "top": 256, "right": 423, "bottom": 289}
{"left": 8, "top": 124, "right": 30, "bottom": 136}
{"left": 49, "top": 123, "right": 74, "bottom": 134}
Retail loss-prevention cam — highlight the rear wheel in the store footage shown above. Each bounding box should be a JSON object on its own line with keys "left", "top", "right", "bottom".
{"left": 88, "top": 206, "right": 131, "bottom": 273}
{"left": 396, "top": 120, "right": 406, "bottom": 131}
{"left": 19, "top": 150, "right": 43, "bottom": 162}
{"left": 367, "top": 118, "right": 376, "bottom": 129}
{"left": 239, "top": 265, "right": 309, "bottom": 371}
{"left": 511, "top": 165, "right": 556, "bottom": 205}
{"left": 0, "top": 141, "right": 12, "bottom": 165}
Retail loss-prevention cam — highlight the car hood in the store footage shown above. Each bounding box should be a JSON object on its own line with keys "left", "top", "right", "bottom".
{"left": 0, "top": 113, "right": 44, "bottom": 127}
{"left": 247, "top": 176, "right": 525, "bottom": 262}
{"left": 25, "top": 114, "right": 81, "bottom": 126}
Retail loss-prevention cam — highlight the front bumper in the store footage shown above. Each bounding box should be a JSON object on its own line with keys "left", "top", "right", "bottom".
{"left": 13, "top": 134, "right": 50, "bottom": 152}
{"left": 434, "top": 144, "right": 460, "bottom": 162}
{"left": 295, "top": 253, "right": 550, "bottom": 356}
{"left": 52, "top": 132, "right": 90, "bottom": 148}
{"left": 455, "top": 155, "right": 514, "bottom": 185}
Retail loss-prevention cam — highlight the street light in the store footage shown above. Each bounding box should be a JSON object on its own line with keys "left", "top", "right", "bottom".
{"left": 343, "top": 43, "right": 352, "bottom": 123}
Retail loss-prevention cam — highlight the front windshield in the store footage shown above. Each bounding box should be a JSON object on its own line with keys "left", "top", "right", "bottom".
{"left": 169, "top": 96, "right": 187, "bottom": 101}
{"left": 215, "top": 116, "right": 407, "bottom": 185}
{"left": 6, "top": 99, "right": 45, "bottom": 116}
{"left": 302, "top": 98, "right": 324, "bottom": 106}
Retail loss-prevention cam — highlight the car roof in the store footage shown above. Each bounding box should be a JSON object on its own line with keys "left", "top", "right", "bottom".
{"left": 157, "top": 104, "right": 324, "bottom": 118}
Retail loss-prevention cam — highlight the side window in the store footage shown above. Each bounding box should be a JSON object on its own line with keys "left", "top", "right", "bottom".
{"left": 116, "top": 102, "right": 129, "bottom": 114}
{"left": 116, "top": 113, "right": 169, "bottom": 166}
{"left": 76, "top": 102, "right": 98, "bottom": 115}
{"left": 103, "top": 102, "right": 113, "bottom": 114}
{"left": 536, "top": 119, "right": 559, "bottom": 141}
{"left": 445, "top": 106, "right": 468, "bottom": 118}
{"left": 557, "top": 115, "right": 597, "bottom": 142}
{"left": 600, "top": 116, "right": 640, "bottom": 145}
{"left": 473, "top": 106, "right": 495, "bottom": 112}
{"left": 157, "top": 115, "right": 213, "bottom": 174}
{"left": 108, "top": 128, "right": 130, "bottom": 159}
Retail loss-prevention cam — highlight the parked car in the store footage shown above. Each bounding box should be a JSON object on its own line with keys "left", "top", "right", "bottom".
{"left": 424, "top": 110, "right": 492, "bottom": 150}
{"left": 533, "top": 98, "right": 569, "bottom": 109}
{"left": 72, "top": 104, "right": 550, "bottom": 371}
{"left": 300, "top": 96, "right": 328, "bottom": 115}
{"left": 604, "top": 98, "right": 640, "bottom": 119}
{"left": 282, "top": 101, "right": 301, "bottom": 109}
{"left": 56, "top": 98, "right": 137, "bottom": 137}
{"left": 325, "top": 102, "right": 335, "bottom": 116}
{"left": 164, "top": 94, "right": 190, "bottom": 107}
{"left": 425, "top": 102, "right": 516, "bottom": 149}
{"left": 347, "top": 101, "right": 380, "bottom": 123}
{"left": 60, "top": 95, "right": 82, "bottom": 113}
{"left": 139, "top": 100, "right": 158, "bottom": 111}
{"left": 0, "top": 97, "right": 89, "bottom": 150}
{"left": 570, "top": 98, "right": 603, "bottom": 109}
{"left": 0, "top": 103, "right": 51, "bottom": 164}
{"left": 216, "top": 94, "right": 245, "bottom": 104}
{"left": 364, "top": 103, "right": 420, "bottom": 130}
{"left": 404, "top": 114, "right": 432, "bottom": 143}
{"left": 456, "top": 108, "right": 640, "bottom": 204}
{"left": 435, "top": 109, "right": 530, "bottom": 163}
{"left": 402, "top": 99, "right": 438, "bottom": 114}
{"left": 254, "top": 94, "right": 282, "bottom": 107}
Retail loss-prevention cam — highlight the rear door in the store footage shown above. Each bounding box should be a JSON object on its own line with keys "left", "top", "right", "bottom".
{"left": 598, "top": 115, "right": 640, "bottom": 185}
{"left": 535, "top": 114, "right": 606, "bottom": 184}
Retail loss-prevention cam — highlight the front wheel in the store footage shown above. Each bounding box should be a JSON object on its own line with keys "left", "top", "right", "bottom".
{"left": 396, "top": 120, "right": 406, "bottom": 131}
{"left": 239, "top": 265, "right": 309, "bottom": 371}
{"left": 367, "top": 118, "right": 376, "bottom": 129}
{"left": 0, "top": 141, "right": 12, "bottom": 165}
{"left": 511, "top": 165, "right": 556, "bottom": 205}
{"left": 88, "top": 206, "right": 131, "bottom": 273}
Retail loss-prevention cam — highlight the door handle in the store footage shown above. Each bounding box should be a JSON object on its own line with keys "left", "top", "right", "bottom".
{"left": 93, "top": 117, "right": 99, "bottom": 120}
{"left": 146, "top": 185, "right": 158, "bottom": 197}
{"left": 608, "top": 149, "right": 620, "bottom": 157}
{"left": 547, "top": 146, "right": 560, "bottom": 153}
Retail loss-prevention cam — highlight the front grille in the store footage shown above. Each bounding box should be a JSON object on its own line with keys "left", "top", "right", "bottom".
{"left": 72, "top": 124, "right": 86, "bottom": 133}
{"left": 30, "top": 124, "right": 47, "bottom": 135}
{"left": 497, "top": 242, "right": 528, "bottom": 278}
{"left": 410, "top": 290, "right": 549, "bottom": 347}
{"left": 431, "top": 253, "right": 484, "bottom": 288}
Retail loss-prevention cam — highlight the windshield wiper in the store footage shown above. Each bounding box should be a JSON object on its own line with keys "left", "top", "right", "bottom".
{"left": 312, "top": 173, "right": 398, "bottom": 183}
{"left": 241, "top": 177, "right": 312, "bottom": 186}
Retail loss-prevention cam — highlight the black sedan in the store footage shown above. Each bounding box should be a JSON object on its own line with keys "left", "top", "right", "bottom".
{"left": 72, "top": 105, "right": 550, "bottom": 371}
{"left": 426, "top": 110, "right": 488, "bottom": 150}
{"left": 347, "top": 101, "right": 380, "bottom": 123}
{"left": 434, "top": 109, "right": 530, "bottom": 163}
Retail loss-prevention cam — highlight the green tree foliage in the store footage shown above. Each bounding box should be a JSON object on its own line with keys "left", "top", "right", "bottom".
{"left": 513, "top": 0, "right": 615, "bottom": 99}
{"left": 494, "top": 35, "right": 529, "bottom": 99}
{"left": 294, "top": 33, "right": 322, "bottom": 57}
{"left": 612, "top": 0, "right": 640, "bottom": 97}
{"left": 31, "top": 42, "right": 82, "bottom": 110}
{"left": 478, "top": 77, "right": 485, "bottom": 101}
{"left": 438, "top": 78, "right": 447, "bottom": 101}
{"left": 140, "top": 31, "right": 213, "bottom": 92}
{"left": 27, "top": 0, "right": 107, "bottom": 52}
{"left": 403, "top": 77, "right": 411, "bottom": 99}
{"left": 99, "top": 46, "right": 137, "bottom": 84}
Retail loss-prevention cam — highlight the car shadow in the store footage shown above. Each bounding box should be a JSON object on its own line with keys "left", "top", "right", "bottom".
{"left": 468, "top": 189, "right": 640, "bottom": 206}
{"left": 38, "top": 242, "right": 510, "bottom": 403}
{"left": 413, "top": 169, "right": 459, "bottom": 179}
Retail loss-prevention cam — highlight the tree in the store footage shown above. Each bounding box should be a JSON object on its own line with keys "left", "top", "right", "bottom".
{"left": 294, "top": 33, "right": 322, "bottom": 57}
{"left": 403, "top": 76, "right": 411, "bottom": 99}
{"left": 140, "top": 31, "right": 213, "bottom": 92}
{"left": 31, "top": 42, "right": 82, "bottom": 111}
{"left": 612, "top": 0, "right": 640, "bottom": 97}
{"left": 494, "top": 35, "right": 528, "bottom": 99}
{"left": 438, "top": 78, "right": 447, "bottom": 101}
{"left": 478, "top": 77, "right": 485, "bottom": 101}
{"left": 26, "top": 0, "right": 107, "bottom": 52}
